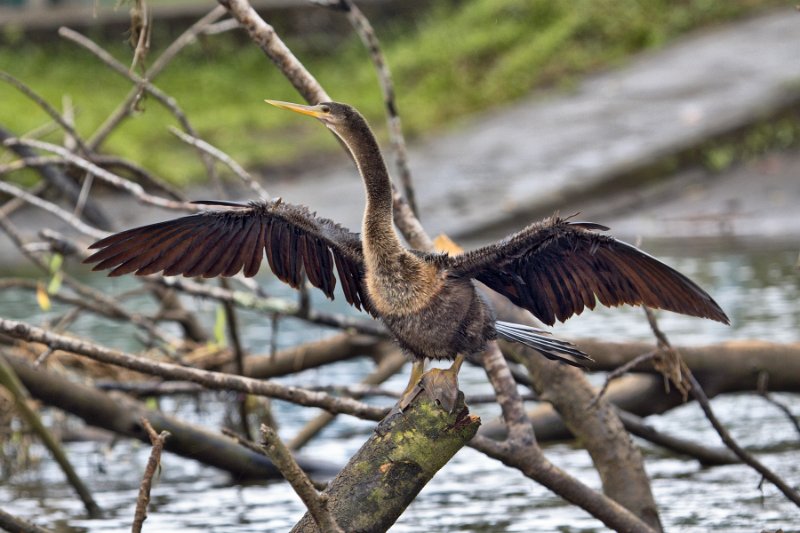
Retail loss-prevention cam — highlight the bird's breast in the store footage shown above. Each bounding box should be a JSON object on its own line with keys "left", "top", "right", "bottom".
{"left": 362, "top": 247, "right": 446, "bottom": 316}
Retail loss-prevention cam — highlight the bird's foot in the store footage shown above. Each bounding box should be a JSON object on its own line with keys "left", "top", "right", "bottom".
{"left": 419, "top": 367, "right": 460, "bottom": 413}
{"left": 388, "top": 355, "right": 466, "bottom": 417}
{"left": 420, "top": 354, "right": 466, "bottom": 414}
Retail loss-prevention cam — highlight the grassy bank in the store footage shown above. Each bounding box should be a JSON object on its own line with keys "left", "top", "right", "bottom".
{"left": 0, "top": 0, "right": 785, "bottom": 185}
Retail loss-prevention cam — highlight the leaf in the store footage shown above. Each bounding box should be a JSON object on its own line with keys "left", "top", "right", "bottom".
{"left": 49, "top": 253, "right": 63, "bottom": 274}
{"left": 47, "top": 270, "right": 63, "bottom": 295}
{"left": 214, "top": 305, "right": 227, "bottom": 347}
{"left": 36, "top": 281, "right": 51, "bottom": 311}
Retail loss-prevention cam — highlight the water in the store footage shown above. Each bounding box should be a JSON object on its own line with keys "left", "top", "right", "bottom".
{"left": 1, "top": 244, "right": 799, "bottom": 532}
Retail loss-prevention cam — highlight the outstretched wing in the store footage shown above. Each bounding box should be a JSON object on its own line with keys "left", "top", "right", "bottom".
{"left": 84, "top": 200, "right": 373, "bottom": 313}
{"left": 448, "top": 216, "right": 729, "bottom": 326}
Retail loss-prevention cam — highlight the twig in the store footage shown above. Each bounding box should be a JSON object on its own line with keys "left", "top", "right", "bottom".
{"left": 0, "top": 215, "right": 180, "bottom": 347}
{"left": 132, "top": 417, "right": 169, "bottom": 533}
{"left": 616, "top": 410, "right": 738, "bottom": 466}
{"left": 220, "top": 278, "right": 252, "bottom": 439}
{"left": 87, "top": 6, "right": 227, "bottom": 150}
{"left": 757, "top": 371, "right": 800, "bottom": 439}
{"left": 0, "top": 317, "right": 387, "bottom": 421}
{"left": 0, "top": 355, "right": 102, "bottom": 518}
{"left": 590, "top": 349, "right": 657, "bottom": 407}
{"left": 320, "top": 0, "right": 417, "bottom": 216}
{"left": 58, "top": 27, "right": 220, "bottom": 191}
{"left": 0, "top": 71, "right": 88, "bottom": 154}
{"left": 3, "top": 137, "right": 196, "bottom": 212}
{"left": 687, "top": 369, "right": 800, "bottom": 507}
{"left": 0, "top": 179, "right": 107, "bottom": 239}
{"left": 261, "top": 424, "right": 344, "bottom": 533}
{"left": 153, "top": 276, "right": 387, "bottom": 337}
{"left": 90, "top": 155, "right": 185, "bottom": 201}
{"left": 0, "top": 126, "right": 110, "bottom": 229}
{"left": 168, "top": 126, "right": 270, "bottom": 199}
{"left": 129, "top": 0, "right": 152, "bottom": 75}
{"left": 289, "top": 350, "right": 405, "bottom": 450}
{"left": 643, "top": 307, "right": 800, "bottom": 507}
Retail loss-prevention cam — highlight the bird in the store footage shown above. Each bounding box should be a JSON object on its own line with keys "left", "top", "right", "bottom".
{"left": 84, "top": 99, "right": 729, "bottom": 412}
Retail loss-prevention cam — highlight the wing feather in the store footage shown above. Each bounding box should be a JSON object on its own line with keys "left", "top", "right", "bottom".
{"left": 448, "top": 216, "right": 729, "bottom": 325}
{"left": 84, "top": 200, "right": 373, "bottom": 315}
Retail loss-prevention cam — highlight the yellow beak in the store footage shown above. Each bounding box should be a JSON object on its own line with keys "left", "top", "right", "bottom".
{"left": 264, "top": 99, "right": 325, "bottom": 118}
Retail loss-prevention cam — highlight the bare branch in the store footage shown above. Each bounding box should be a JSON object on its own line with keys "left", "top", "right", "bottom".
{"left": 3, "top": 137, "right": 196, "bottom": 211}
{"left": 321, "top": 0, "right": 417, "bottom": 216}
{"left": 132, "top": 418, "right": 169, "bottom": 533}
{"left": 0, "top": 508, "right": 53, "bottom": 533}
{"left": 0, "top": 355, "right": 102, "bottom": 518}
{"left": 87, "top": 6, "right": 227, "bottom": 150}
{"left": 0, "top": 179, "right": 106, "bottom": 239}
{"left": 219, "top": 0, "right": 330, "bottom": 104}
{"left": 261, "top": 424, "right": 344, "bottom": 533}
{"left": 0, "top": 71, "right": 88, "bottom": 153}
{"left": 0, "top": 317, "right": 387, "bottom": 421}
{"left": 58, "top": 27, "right": 220, "bottom": 189}
{"left": 643, "top": 307, "right": 800, "bottom": 507}
{"left": 168, "top": 126, "right": 270, "bottom": 199}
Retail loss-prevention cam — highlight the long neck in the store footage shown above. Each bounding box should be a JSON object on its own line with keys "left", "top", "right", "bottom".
{"left": 338, "top": 119, "right": 403, "bottom": 258}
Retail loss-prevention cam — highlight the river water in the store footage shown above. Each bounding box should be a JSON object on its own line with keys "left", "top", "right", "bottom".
{"left": 1, "top": 243, "right": 799, "bottom": 532}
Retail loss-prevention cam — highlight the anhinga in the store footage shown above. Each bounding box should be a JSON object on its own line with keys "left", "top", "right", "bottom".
{"left": 85, "top": 100, "right": 729, "bottom": 411}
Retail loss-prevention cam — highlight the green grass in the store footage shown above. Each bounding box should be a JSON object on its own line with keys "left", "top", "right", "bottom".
{"left": 0, "top": 0, "right": 785, "bottom": 186}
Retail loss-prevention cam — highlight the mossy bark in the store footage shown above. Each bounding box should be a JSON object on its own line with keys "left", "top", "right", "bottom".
{"left": 291, "top": 393, "right": 480, "bottom": 533}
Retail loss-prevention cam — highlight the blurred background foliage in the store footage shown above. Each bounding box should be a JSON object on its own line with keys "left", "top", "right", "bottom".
{"left": 0, "top": 0, "right": 785, "bottom": 185}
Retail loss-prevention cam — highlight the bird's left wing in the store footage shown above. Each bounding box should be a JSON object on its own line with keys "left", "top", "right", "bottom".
{"left": 83, "top": 200, "right": 374, "bottom": 313}
{"left": 447, "top": 216, "right": 729, "bottom": 326}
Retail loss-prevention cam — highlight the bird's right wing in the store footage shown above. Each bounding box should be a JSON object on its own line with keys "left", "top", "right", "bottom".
{"left": 84, "top": 200, "right": 374, "bottom": 313}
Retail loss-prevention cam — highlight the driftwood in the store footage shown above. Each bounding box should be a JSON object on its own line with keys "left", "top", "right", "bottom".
{"left": 5, "top": 354, "right": 336, "bottom": 480}
{"left": 579, "top": 338, "right": 800, "bottom": 393}
{"left": 291, "top": 392, "right": 480, "bottom": 532}
{"left": 480, "top": 339, "right": 800, "bottom": 443}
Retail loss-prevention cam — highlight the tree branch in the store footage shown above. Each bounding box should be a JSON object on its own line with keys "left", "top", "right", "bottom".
{"left": 0, "top": 318, "right": 386, "bottom": 421}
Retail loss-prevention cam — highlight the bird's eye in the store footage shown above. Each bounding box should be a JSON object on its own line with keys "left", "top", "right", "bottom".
{"left": 320, "top": 104, "right": 331, "bottom": 113}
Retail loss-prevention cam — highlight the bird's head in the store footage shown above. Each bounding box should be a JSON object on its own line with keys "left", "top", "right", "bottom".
{"left": 265, "top": 100, "right": 356, "bottom": 134}
{"left": 266, "top": 99, "right": 377, "bottom": 168}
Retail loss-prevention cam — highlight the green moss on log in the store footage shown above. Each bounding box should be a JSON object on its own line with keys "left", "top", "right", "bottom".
{"left": 291, "top": 392, "right": 480, "bottom": 533}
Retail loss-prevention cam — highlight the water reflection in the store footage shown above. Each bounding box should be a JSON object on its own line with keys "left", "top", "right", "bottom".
{"left": 1, "top": 245, "right": 798, "bottom": 531}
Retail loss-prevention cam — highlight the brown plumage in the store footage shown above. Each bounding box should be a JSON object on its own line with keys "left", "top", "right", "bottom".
{"left": 85, "top": 100, "right": 728, "bottom": 383}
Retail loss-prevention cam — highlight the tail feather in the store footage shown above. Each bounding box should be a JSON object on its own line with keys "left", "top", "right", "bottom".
{"left": 495, "top": 321, "right": 592, "bottom": 367}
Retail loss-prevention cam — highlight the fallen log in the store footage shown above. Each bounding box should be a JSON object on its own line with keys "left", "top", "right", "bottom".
{"left": 5, "top": 354, "right": 338, "bottom": 480}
